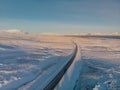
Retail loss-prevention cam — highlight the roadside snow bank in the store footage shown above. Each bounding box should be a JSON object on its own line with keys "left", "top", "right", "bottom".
{"left": 55, "top": 44, "right": 82, "bottom": 90}
{"left": 0, "top": 35, "right": 74, "bottom": 90}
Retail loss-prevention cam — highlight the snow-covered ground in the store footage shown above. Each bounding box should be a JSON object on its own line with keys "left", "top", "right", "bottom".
{"left": 55, "top": 36, "right": 120, "bottom": 90}
{"left": 0, "top": 32, "right": 75, "bottom": 90}
{"left": 0, "top": 31, "right": 120, "bottom": 90}
{"left": 74, "top": 36, "right": 120, "bottom": 90}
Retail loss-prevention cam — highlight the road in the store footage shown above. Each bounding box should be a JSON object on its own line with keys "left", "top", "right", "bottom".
{"left": 43, "top": 43, "right": 78, "bottom": 90}
{"left": 17, "top": 43, "right": 78, "bottom": 90}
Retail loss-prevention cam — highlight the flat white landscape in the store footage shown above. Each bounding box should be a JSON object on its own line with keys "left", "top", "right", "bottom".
{"left": 0, "top": 31, "right": 120, "bottom": 90}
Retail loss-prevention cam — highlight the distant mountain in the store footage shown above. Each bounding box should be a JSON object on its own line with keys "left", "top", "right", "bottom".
{"left": 86, "top": 32, "right": 120, "bottom": 36}
{"left": 40, "top": 32, "right": 63, "bottom": 35}
{"left": 0, "top": 30, "right": 119, "bottom": 36}
{"left": 0, "top": 29, "right": 24, "bottom": 34}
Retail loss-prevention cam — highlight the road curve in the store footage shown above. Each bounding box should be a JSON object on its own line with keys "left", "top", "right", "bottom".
{"left": 43, "top": 43, "right": 78, "bottom": 90}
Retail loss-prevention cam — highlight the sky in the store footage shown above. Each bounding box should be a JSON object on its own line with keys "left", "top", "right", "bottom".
{"left": 0, "top": 0, "right": 120, "bottom": 33}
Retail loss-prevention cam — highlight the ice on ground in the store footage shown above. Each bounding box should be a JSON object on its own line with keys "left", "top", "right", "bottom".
{"left": 54, "top": 36, "right": 120, "bottom": 90}
{"left": 0, "top": 32, "right": 120, "bottom": 90}
{"left": 73, "top": 36, "right": 120, "bottom": 90}
{"left": 0, "top": 33, "right": 74, "bottom": 90}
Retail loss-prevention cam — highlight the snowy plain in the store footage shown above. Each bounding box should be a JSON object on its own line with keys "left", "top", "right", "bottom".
{"left": 73, "top": 36, "right": 120, "bottom": 90}
{"left": 55, "top": 36, "right": 120, "bottom": 90}
{"left": 0, "top": 31, "right": 75, "bottom": 90}
{"left": 0, "top": 30, "right": 120, "bottom": 90}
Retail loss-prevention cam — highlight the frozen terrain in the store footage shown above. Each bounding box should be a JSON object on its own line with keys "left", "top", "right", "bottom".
{"left": 0, "top": 31, "right": 75, "bottom": 90}
{"left": 0, "top": 31, "right": 120, "bottom": 90}
{"left": 74, "top": 36, "right": 120, "bottom": 90}
{"left": 55, "top": 36, "right": 120, "bottom": 90}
